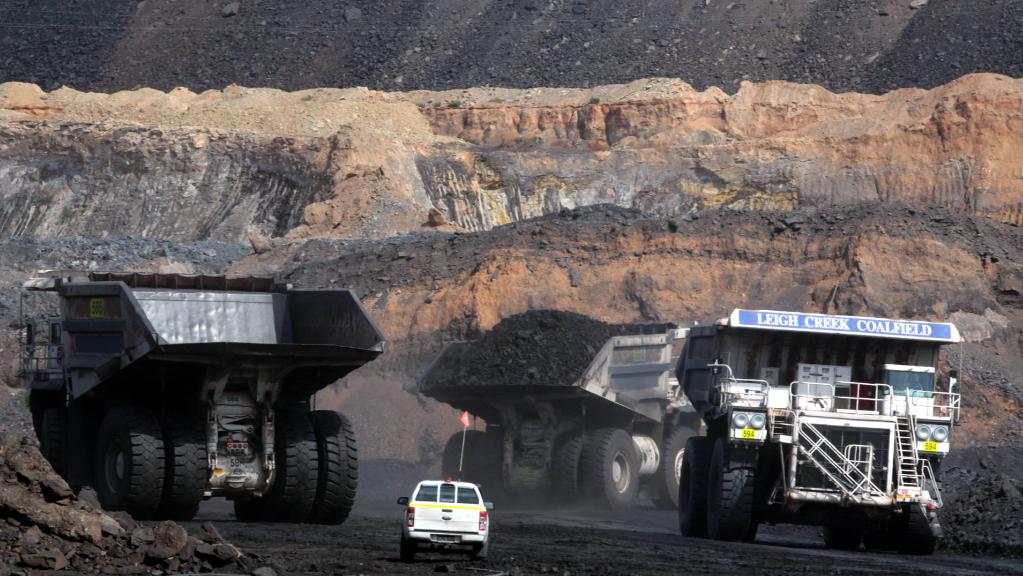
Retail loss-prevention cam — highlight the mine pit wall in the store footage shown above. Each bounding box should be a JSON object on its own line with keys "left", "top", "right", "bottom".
{"left": 422, "top": 76, "right": 1023, "bottom": 231}
{"left": 0, "top": 125, "right": 342, "bottom": 241}
{"left": 2, "top": 75, "right": 1023, "bottom": 243}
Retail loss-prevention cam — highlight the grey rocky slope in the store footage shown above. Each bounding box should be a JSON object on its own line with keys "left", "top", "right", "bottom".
{"left": 1, "top": 0, "right": 1020, "bottom": 94}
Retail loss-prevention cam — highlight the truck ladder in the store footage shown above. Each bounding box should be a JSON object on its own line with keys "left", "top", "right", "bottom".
{"left": 895, "top": 415, "right": 921, "bottom": 489}
{"left": 798, "top": 422, "right": 886, "bottom": 498}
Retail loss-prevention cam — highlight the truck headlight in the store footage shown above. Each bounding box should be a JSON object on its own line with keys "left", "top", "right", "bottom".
{"left": 749, "top": 413, "right": 766, "bottom": 430}
{"left": 931, "top": 426, "right": 949, "bottom": 442}
{"left": 915, "top": 424, "right": 931, "bottom": 441}
{"left": 732, "top": 412, "right": 749, "bottom": 429}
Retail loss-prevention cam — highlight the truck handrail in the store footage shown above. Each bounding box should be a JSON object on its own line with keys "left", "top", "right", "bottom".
{"left": 832, "top": 381, "right": 893, "bottom": 415}
{"left": 789, "top": 381, "right": 835, "bottom": 412}
{"left": 907, "top": 390, "right": 961, "bottom": 423}
{"left": 710, "top": 364, "right": 769, "bottom": 409}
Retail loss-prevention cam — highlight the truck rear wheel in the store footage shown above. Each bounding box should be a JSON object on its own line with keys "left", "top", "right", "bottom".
{"left": 261, "top": 409, "right": 320, "bottom": 522}
{"left": 158, "top": 414, "right": 207, "bottom": 521}
{"left": 580, "top": 428, "right": 639, "bottom": 509}
{"left": 551, "top": 430, "right": 584, "bottom": 503}
{"left": 40, "top": 407, "right": 68, "bottom": 478}
{"left": 653, "top": 426, "right": 693, "bottom": 509}
{"left": 678, "top": 436, "right": 711, "bottom": 537}
{"left": 94, "top": 407, "right": 166, "bottom": 519}
{"left": 309, "top": 410, "right": 358, "bottom": 525}
{"left": 706, "top": 437, "right": 756, "bottom": 542}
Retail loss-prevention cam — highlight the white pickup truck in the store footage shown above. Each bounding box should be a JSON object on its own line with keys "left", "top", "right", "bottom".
{"left": 398, "top": 480, "right": 493, "bottom": 562}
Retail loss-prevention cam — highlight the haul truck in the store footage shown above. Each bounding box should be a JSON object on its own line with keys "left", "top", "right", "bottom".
{"left": 676, "top": 309, "right": 961, "bottom": 554}
{"left": 19, "top": 272, "right": 384, "bottom": 523}
{"left": 419, "top": 328, "right": 700, "bottom": 509}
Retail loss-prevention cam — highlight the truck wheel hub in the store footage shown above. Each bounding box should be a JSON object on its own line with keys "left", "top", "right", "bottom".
{"left": 673, "top": 448, "right": 685, "bottom": 485}
{"left": 612, "top": 451, "right": 630, "bottom": 493}
{"left": 104, "top": 443, "right": 125, "bottom": 492}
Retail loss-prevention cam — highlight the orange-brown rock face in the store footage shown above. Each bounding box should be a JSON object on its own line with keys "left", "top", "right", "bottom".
{"left": 2, "top": 75, "right": 1023, "bottom": 242}
{"left": 422, "top": 74, "right": 1023, "bottom": 227}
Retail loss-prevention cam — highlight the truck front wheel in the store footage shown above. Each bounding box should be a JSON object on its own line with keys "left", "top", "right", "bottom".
{"left": 94, "top": 407, "right": 166, "bottom": 519}
{"left": 580, "top": 428, "right": 639, "bottom": 509}
{"left": 706, "top": 437, "right": 756, "bottom": 542}
{"left": 678, "top": 436, "right": 711, "bottom": 537}
{"left": 40, "top": 407, "right": 68, "bottom": 479}
{"left": 893, "top": 505, "right": 937, "bottom": 555}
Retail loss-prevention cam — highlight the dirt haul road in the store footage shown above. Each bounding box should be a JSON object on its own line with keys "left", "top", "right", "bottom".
{"left": 193, "top": 501, "right": 1022, "bottom": 576}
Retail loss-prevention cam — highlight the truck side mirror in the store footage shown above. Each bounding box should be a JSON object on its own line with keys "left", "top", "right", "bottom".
{"left": 711, "top": 359, "right": 722, "bottom": 375}
{"left": 50, "top": 322, "right": 62, "bottom": 345}
{"left": 948, "top": 370, "right": 958, "bottom": 393}
{"left": 24, "top": 323, "right": 33, "bottom": 345}
{"left": 397, "top": 496, "right": 409, "bottom": 506}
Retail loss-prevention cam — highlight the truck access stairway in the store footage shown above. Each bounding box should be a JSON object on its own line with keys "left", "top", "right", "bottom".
{"left": 895, "top": 415, "right": 922, "bottom": 489}
{"left": 798, "top": 422, "right": 887, "bottom": 499}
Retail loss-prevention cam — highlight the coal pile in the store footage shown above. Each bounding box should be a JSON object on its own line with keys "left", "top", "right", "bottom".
{"left": 939, "top": 448, "right": 1023, "bottom": 557}
{"left": 420, "top": 310, "right": 662, "bottom": 392}
{"left": 0, "top": 432, "right": 259, "bottom": 574}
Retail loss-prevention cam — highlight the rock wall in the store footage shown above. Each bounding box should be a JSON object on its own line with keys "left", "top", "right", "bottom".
{"left": 2, "top": 75, "right": 1023, "bottom": 242}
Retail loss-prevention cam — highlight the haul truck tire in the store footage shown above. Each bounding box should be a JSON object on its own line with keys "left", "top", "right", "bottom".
{"left": 706, "top": 437, "right": 756, "bottom": 542}
{"left": 653, "top": 427, "right": 693, "bottom": 509}
{"left": 895, "top": 505, "right": 937, "bottom": 555}
{"left": 309, "top": 410, "right": 358, "bottom": 525}
{"left": 94, "top": 407, "right": 166, "bottom": 519}
{"left": 261, "top": 409, "right": 320, "bottom": 523}
{"left": 678, "top": 436, "right": 712, "bottom": 538}
{"left": 157, "top": 414, "right": 207, "bottom": 521}
{"left": 551, "top": 430, "right": 584, "bottom": 502}
{"left": 580, "top": 428, "right": 639, "bottom": 509}
{"left": 40, "top": 407, "right": 68, "bottom": 478}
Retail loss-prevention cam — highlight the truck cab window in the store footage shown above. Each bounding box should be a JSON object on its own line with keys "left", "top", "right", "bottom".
{"left": 456, "top": 487, "right": 479, "bottom": 504}
{"left": 439, "top": 484, "right": 456, "bottom": 503}
{"left": 415, "top": 485, "right": 438, "bottom": 502}
{"left": 884, "top": 369, "right": 934, "bottom": 398}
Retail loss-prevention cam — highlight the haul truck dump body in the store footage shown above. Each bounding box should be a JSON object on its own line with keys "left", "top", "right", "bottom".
{"left": 420, "top": 319, "right": 699, "bottom": 510}
{"left": 676, "top": 309, "right": 961, "bottom": 554}
{"left": 21, "top": 272, "right": 384, "bottom": 523}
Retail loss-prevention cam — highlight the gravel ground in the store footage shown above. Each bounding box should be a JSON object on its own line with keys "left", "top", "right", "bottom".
{"left": 195, "top": 501, "right": 1023, "bottom": 576}
{"left": 1, "top": 1, "right": 1021, "bottom": 94}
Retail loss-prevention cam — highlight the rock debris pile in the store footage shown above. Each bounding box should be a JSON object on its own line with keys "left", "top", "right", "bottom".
{"left": 0, "top": 433, "right": 256, "bottom": 574}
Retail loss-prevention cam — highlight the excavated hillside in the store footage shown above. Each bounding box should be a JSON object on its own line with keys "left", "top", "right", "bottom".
{"left": 1, "top": 0, "right": 1021, "bottom": 95}
{"left": 3, "top": 74, "right": 1023, "bottom": 246}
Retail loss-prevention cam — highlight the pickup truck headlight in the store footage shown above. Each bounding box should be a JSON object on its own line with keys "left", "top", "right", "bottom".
{"left": 915, "top": 424, "right": 932, "bottom": 441}
{"left": 731, "top": 412, "right": 749, "bottom": 429}
{"left": 749, "top": 413, "right": 766, "bottom": 430}
{"left": 931, "top": 426, "right": 949, "bottom": 442}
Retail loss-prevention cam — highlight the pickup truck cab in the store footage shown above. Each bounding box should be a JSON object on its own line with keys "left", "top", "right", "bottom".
{"left": 398, "top": 480, "right": 492, "bottom": 562}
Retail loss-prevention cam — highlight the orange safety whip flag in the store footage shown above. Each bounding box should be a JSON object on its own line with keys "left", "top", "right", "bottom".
{"left": 460, "top": 410, "right": 471, "bottom": 428}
